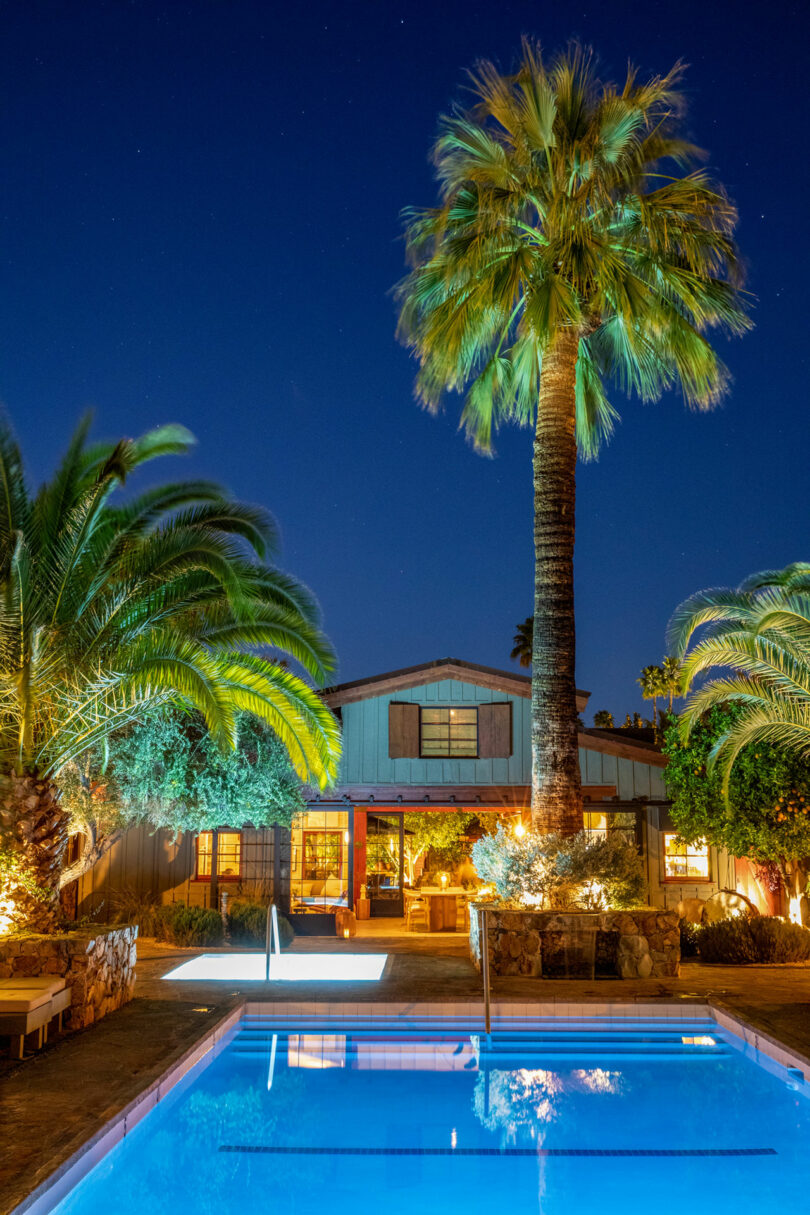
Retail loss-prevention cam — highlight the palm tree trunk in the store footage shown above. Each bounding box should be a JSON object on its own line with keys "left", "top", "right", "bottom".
{"left": 531, "top": 328, "right": 582, "bottom": 835}
{"left": 0, "top": 773, "right": 70, "bottom": 932}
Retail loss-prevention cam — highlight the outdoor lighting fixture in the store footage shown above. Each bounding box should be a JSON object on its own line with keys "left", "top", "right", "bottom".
{"left": 162, "top": 953, "right": 387, "bottom": 982}
{"left": 343, "top": 928, "right": 350, "bottom": 939}
{"left": 514, "top": 821, "right": 527, "bottom": 838}
{"left": 439, "top": 871, "right": 449, "bottom": 888}
{"left": 343, "top": 830, "right": 350, "bottom": 843}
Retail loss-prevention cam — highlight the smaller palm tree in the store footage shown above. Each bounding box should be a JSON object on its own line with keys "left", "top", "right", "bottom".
{"left": 669, "top": 563, "right": 810, "bottom": 793}
{"left": 511, "top": 617, "right": 534, "bottom": 668}
{"left": 593, "top": 710, "right": 614, "bottom": 728}
{"left": 637, "top": 665, "right": 665, "bottom": 726}
{"left": 661, "top": 655, "right": 684, "bottom": 712}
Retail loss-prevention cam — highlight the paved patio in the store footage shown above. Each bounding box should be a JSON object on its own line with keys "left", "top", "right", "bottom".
{"left": 3, "top": 927, "right": 810, "bottom": 1215}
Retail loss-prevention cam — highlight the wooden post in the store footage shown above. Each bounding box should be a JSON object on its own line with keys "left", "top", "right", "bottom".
{"left": 209, "top": 828, "right": 219, "bottom": 913}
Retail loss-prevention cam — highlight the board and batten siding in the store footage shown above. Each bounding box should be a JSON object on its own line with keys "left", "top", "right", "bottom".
{"left": 338, "top": 678, "right": 666, "bottom": 800}
{"left": 75, "top": 824, "right": 281, "bottom": 917}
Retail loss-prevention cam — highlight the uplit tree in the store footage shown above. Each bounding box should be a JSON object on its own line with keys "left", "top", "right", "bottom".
{"left": 671, "top": 563, "right": 810, "bottom": 786}
{"left": 0, "top": 417, "right": 340, "bottom": 930}
{"left": 57, "top": 709, "right": 305, "bottom": 890}
{"left": 396, "top": 42, "right": 749, "bottom": 835}
{"left": 593, "top": 710, "right": 614, "bottom": 728}
{"left": 663, "top": 706, "right": 810, "bottom": 922}
{"left": 401, "top": 810, "right": 480, "bottom": 883}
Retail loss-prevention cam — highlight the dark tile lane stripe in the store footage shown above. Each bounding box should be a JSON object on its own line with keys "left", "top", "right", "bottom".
{"left": 219, "top": 1146, "right": 775, "bottom": 1158}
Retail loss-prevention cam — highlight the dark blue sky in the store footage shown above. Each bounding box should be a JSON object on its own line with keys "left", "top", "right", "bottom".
{"left": 1, "top": 0, "right": 807, "bottom": 719}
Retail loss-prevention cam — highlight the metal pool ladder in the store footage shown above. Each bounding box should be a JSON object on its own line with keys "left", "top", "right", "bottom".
{"left": 265, "top": 904, "right": 281, "bottom": 980}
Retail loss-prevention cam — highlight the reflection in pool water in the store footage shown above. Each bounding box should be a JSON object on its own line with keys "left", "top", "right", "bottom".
{"left": 48, "top": 1018, "right": 809, "bottom": 1215}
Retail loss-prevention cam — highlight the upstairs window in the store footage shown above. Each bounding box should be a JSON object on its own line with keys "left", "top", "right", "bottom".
{"left": 196, "top": 831, "right": 242, "bottom": 881}
{"left": 663, "top": 834, "right": 710, "bottom": 881}
{"left": 420, "top": 707, "right": 478, "bottom": 757}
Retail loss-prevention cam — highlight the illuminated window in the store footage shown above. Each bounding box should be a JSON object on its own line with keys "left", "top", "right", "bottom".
{"left": 664, "top": 834, "right": 709, "bottom": 880}
{"left": 583, "top": 810, "right": 640, "bottom": 848}
{"left": 195, "top": 831, "right": 242, "bottom": 880}
{"left": 420, "top": 707, "right": 477, "bottom": 757}
{"left": 290, "top": 810, "right": 349, "bottom": 912}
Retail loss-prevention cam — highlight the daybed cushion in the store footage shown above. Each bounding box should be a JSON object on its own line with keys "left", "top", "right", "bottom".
{"left": 0, "top": 988, "right": 53, "bottom": 1013}
{"left": 0, "top": 978, "right": 66, "bottom": 995}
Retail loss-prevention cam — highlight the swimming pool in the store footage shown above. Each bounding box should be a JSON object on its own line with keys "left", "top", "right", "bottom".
{"left": 36, "top": 1014, "right": 810, "bottom": 1215}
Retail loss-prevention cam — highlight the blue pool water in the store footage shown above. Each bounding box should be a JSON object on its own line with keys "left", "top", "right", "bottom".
{"left": 48, "top": 1016, "right": 810, "bottom": 1215}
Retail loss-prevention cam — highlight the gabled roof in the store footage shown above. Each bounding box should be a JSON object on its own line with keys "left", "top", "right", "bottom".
{"left": 322, "top": 657, "right": 591, "bottom": 713}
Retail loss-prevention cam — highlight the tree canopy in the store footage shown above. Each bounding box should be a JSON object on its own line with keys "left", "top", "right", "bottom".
{"left": 58, "top": 709, "right": 304, "bottom": 885}
{"left": 662, "top": 705, "right": 810, "bottom": 879}
{"left": 670, "top": 563, "right": 810, "bottom": 795}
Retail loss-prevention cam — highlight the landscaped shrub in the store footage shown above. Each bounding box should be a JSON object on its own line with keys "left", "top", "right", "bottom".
{"left": 153, "top": 903, "right": 225, "bottom": 947}
{"left": 227, "top": 899, "right": 293, "bottom": 948}
{"left": 111, "top": 887, "right": 162, "bottom": 936}
{"left": 471, "top": 826, "right": 645, "bottom": 910}
{"left": 698, "top": 916, "right": 810, "bottom": 964}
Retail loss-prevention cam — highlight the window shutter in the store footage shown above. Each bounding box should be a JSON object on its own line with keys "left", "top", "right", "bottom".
{"left": 478, "top": 702, "right": 512, "bottom": 758}
{"left": 388, "top": 702, "right": 420, "bottom": 758}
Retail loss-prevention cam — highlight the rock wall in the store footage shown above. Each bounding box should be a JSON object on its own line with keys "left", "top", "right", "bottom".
{"left": 469, "top": 906, "right": 680, "bottom": 979}
{"left": 0, "top": 925, "right": 137, "bottom": 1029}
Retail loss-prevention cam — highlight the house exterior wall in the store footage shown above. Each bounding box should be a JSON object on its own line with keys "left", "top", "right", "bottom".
{"left": 73, "top": 670, "right": 765, "bottom": 919}
{"left": 338, "top": 679, "right": 667, "bottom": 799}
{"left": 75, "top": 825, "right": 282, "bottom": 918}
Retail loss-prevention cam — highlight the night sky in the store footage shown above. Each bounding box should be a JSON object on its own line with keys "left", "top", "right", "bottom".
{"left": 1, "top": 1, "right": 807, "bottom": 719}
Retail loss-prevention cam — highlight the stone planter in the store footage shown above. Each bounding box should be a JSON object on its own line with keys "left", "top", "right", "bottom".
{"left": 469, "top": 905, "right": 680, "bottom": 979}
{"left": 0, "top": 925, "right": 137, "bottom": 1029}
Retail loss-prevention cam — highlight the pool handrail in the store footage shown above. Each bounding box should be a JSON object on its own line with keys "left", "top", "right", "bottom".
{"left": 264, "top": 904, "right": 281, "bottom": 980}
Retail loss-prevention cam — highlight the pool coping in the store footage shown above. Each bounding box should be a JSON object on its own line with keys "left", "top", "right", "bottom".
{"left": 12, "top": 997, "right": 810, "bottom": 1215}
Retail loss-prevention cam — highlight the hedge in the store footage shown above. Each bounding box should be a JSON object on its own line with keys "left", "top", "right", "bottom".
{"left": 698, "top": 916, "right": 810, "bottom": 964}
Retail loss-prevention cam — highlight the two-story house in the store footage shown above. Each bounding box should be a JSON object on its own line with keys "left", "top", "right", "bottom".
{"left": 75, "top": 658, "right": 767, "bottom": 929}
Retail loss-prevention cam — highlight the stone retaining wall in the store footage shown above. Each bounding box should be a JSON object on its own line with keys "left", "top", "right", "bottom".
{"left": 0, "top": 925, "right": 137, "bottom": 1029}
{"left": 469, "top": 906, "right": 680, "bottom": 979}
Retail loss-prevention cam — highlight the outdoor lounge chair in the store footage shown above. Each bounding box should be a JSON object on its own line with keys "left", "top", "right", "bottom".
{"left": 0, "top": 977, "right": 71, "bottom": 1059}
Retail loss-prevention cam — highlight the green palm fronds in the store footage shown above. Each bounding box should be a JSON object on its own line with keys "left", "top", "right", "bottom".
{"left": 395, "top": 40, "right": 750, "bottom": 456}
{"left": 0, "top": 414, "right": 341, "bottom": 789}
{"left": 511, "top": 616, "right": 534, "bottom": 667}
{"left": 668, "top": 568, "right": 810, "bottom": 794}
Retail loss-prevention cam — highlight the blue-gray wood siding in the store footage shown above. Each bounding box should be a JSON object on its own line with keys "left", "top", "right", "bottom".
{"left": 338, "top": 679, "right": 666, "bottom": 800}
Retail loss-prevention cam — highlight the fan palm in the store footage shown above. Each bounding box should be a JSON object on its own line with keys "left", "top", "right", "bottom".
{"left": 396, "top": 41, "right": 749, "bottom": 834}
{"left": 0, "top": 416, "right": 340, "bottom": 929}
{"left": 637, "top": 664, "right": 665, "bottom": 725}
{"left": 669, "top": 564, "right": 810, "bottom": 795}
{"left": 661, "top": 654, "right": 684, "bottom": 712}
{"left": 511, "top": 616, "right": 534, "bottom": 667}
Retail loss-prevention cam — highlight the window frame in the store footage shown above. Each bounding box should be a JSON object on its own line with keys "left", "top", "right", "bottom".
{"left": 194, "top": 830, "right": 243, "bottom": 882}
{"left": 302, "top": 829, "right": 345, "bottom": 880}
{"left": 662, "top": 833, "right": 711, "bottom": 883}
{"left": 419, "top": 706, "right": 479, "bottom": 759}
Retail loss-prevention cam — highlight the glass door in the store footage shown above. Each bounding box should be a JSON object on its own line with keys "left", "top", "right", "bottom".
{"left": 366, "top": 812, "right": 404, "bottom": 917}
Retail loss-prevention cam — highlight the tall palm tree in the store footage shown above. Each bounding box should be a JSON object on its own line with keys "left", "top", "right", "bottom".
{"left": 396, "top": 42, "right": 749, "bottom": 834}
{"left": 511, "top": 616, "right": 534, "bottom": 667}
{"left": 0, "top": 417, "right": 340, "bottom": 930}
{"left": 661, "top": 655, "right": 684, "bottom": 712}
{"left": 637, "top": 664, "right": 665, "bottom": 725}
{"left": 669, "top": 563, "right": 810, "bottom": 793}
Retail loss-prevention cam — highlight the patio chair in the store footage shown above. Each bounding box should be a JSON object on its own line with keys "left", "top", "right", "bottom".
{"left": 405, "top": 893, "right": 429, "bottom": 933}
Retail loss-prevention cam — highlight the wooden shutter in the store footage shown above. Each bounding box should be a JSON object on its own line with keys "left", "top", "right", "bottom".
{"left": 388, "top": 702, "right": 420, "bottom": 758}
{"left": 478, "top": 702, "right": 512, "bottom": 758}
